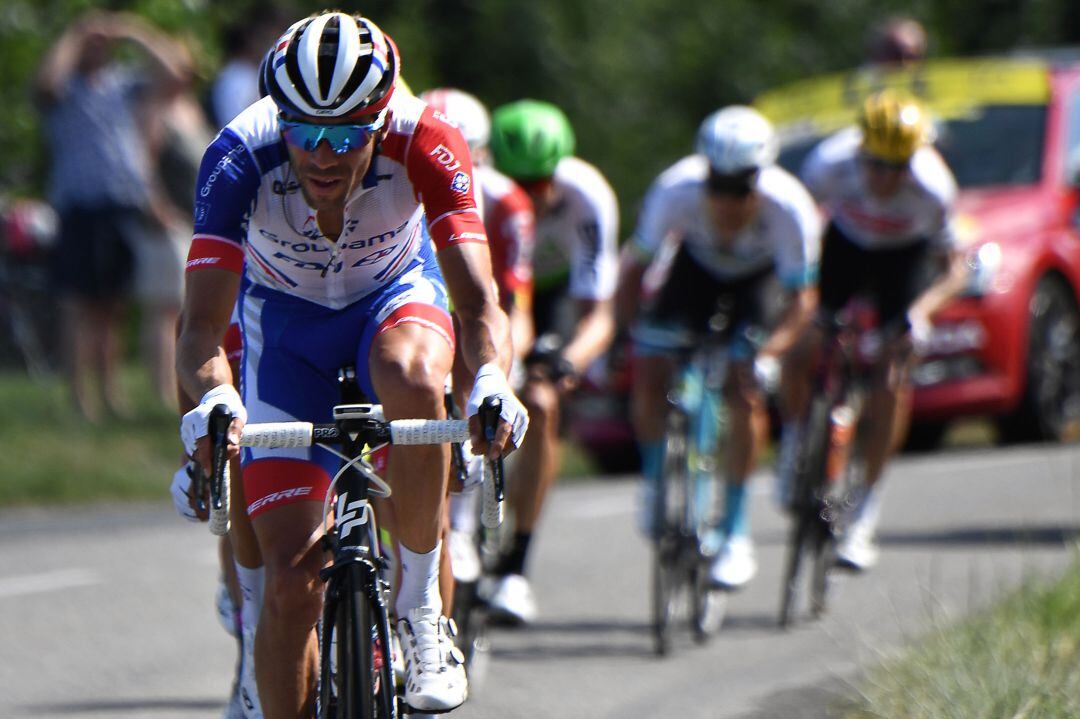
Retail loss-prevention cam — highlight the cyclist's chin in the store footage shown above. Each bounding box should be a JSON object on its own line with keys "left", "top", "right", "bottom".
{"left": 300, "top": 177, "right": 349, "bottom": 209}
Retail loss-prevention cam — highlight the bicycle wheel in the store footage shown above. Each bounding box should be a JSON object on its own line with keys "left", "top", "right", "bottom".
{"left": 319, "top": 565, "right": 397, "bottom": 719}
{"left": 652, "top": 409, "right": 689, "bottom": 656}
{"left": 779, "top": 397, "right": 831, "bottom": 628}
{"left": 691, "top": 558, "right": 727, "bottom": 643}
{"left": 450, "top": 579, "right": 490, "bottom": 689}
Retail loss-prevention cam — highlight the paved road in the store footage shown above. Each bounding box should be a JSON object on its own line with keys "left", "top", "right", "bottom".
{"left": 2, "top": 443, "right": 1079, "bottom": 719}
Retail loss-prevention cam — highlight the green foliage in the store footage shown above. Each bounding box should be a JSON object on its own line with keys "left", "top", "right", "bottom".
{"left": 1, "top": 0, "right": 1079, "bottom": 231}
{"left": 845, "top": 558, "right": 1080, "bottom": 718}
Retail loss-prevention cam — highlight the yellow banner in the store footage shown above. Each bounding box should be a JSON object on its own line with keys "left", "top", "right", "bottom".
{"left": 755, "top": 58, "right": 1050, "bottom": 137}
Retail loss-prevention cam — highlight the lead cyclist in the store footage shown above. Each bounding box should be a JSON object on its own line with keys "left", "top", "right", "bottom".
{"left": 176, "top": 11, "right": 527, "bottom": 717}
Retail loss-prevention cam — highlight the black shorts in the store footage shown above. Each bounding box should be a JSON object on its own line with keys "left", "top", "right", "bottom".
{"left": 51, "top": 204, "right": 140, "bottom": 301}
{"left": 635, "top": 244, "right": 782, "bottom": 353}
{"left": 818, "top": 223, "right": 938, "bottom": 328}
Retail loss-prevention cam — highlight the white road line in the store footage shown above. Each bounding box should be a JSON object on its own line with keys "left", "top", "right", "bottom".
{"left": 0, "top": 569, "right": 101, "bottom": 599}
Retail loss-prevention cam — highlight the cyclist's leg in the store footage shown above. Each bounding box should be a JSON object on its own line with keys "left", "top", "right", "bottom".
{"left": 630, "top": 352, "right": 677, "bottom": 533}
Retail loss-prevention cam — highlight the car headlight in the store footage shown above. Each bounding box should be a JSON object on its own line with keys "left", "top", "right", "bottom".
{"left": 965, "top": 241, "right": 1003, "bottom": 296}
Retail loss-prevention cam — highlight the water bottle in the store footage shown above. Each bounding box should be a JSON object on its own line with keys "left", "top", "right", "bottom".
{"left": 826, "top": 405, "right": 857, "bottom": 483}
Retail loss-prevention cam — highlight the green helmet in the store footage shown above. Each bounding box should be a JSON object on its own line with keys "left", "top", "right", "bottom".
{"left": 490, "top": 100, "right": 575, "bottom": 181}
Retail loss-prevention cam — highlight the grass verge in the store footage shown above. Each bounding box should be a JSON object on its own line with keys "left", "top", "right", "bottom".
{"left": 845, "top": 556, "right": 1080, "bottom": 719}
{"left": 0, "top": 369, "right": 179, "bottom": 505}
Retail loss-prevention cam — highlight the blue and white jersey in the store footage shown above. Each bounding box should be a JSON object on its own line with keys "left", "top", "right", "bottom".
{"left": 631, "top": 156, "right": 821, "bottom": 289}
{"left": 188, "top": 92, "right": 487, "bottom": 310}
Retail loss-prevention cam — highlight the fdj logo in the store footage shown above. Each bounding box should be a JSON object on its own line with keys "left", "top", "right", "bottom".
{"left": 352, "top": 245, "right": 398, "bottom": 267}
{"left": 429, "top": 144, "right": 461, "bottom": 172}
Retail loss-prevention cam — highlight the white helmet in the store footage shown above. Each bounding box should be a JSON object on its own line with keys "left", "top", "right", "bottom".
{"left": 696, "top": 106, "right": 778, "bottom": 174}
{"left": 263, "top": 12, "right": 398, "bottom": 119}
{"left": 419, "top": 87, "right": 491, "bottom": 151}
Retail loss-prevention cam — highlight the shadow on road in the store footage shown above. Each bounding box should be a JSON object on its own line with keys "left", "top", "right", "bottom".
{"left": 490, "top": 617, "right": 655, "bottom": 661}
{"left": 23, "top": 698, "right": 225, "bottom": 715}
{"left": 877, "top": 524, "right": 1080, "bottom": 547}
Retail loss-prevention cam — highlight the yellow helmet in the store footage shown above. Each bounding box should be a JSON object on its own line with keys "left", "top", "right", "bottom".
{"left": 858, "top": 90, "right": 933, "bottom": 163}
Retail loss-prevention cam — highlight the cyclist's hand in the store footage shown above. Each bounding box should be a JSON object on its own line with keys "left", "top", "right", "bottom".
{"left": 466, "top": 363, "right": 529, "bottom": 458}
{"left": 180, "top": 384, "right": 246, "bottom": 470}
{"left": 753, "top": 354, "right": 782, "bottom": 394}
{"left": 170, "top": 461, "right": 209, "bottom": 522}
{"left": 907, "top": 311, "right": 933, "bottom": 355}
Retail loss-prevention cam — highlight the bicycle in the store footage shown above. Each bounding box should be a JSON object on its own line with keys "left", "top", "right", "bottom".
{"left": 651, "top": 303, "right": 762, "bottom": 656}
{"left": 778, "top": 299, "right": 886, "bottom": 628}
{"left": 207, "top": 367, "right": 505, "bottom": 718}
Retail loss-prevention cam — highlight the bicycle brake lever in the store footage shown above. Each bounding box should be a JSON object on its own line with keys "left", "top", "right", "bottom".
{"left": 478, "top": 397, "right": 505, "bottom": 501}
{"left": 208, "top": 404, "right": 232, "bottom": 512}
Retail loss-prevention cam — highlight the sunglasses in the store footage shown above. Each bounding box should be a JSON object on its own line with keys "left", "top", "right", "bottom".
{"left": 278, "top": 111, "right": 386, "bottom": 155}
{"left": 706, "top": 169, "right": 758, "bottom": 198}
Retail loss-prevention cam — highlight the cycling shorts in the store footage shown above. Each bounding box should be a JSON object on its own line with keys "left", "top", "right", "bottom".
{"left": 238, "top": 253, "right": 453, "bottom": 518}
{"left": 818, "top": 222, "right": 936, "bottom": 328}
{"left": 633, "top": 244, "right": 781, "bottom": 357}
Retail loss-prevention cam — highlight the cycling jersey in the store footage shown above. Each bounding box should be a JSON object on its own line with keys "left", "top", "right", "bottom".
{"left": 531, "top": 157, "right": 619, "bottom": 300}
{"left": 475, "top": 165, "right": 534, "bottom": 307}
{"left": 187, "top": 92, "right": 486, "bottom": 309}
{"left": 630, "top": 155, "right": 821, "bottom": 289}
{"left": 801, "top": 127, "right": 956, "bottom": 250}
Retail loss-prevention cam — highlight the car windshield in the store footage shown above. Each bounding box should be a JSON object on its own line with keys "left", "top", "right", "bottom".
{"left": 778, "top": 103, "right": 1047, "bottom": 189}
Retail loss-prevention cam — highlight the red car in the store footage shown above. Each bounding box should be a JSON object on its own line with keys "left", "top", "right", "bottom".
{"left": 756, "top": 55, "right": 1080, "bottom": 446}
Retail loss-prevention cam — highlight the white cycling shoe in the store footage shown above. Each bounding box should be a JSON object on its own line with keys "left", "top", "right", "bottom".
{"left": 448, "top": 529, "right": 482, "bottom": 584}
{"left": 709, "top": 536, "right": 757, "bottom": 589}
{"left": 486, "top": 573, "right": 538, "bottom": 625}
{"left": 836, "top": 521, "right": 880, "bottom": 571}
{"left": 397, "top": 607, "right": 468, "bottom": 713}
{"left": 237, "top": 625, "right": 263, "bottom": 718}
{"left": 216, "top": 579, "right": 240, "bottom": 638}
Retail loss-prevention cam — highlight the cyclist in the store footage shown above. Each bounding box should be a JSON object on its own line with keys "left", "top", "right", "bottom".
{"left": 616, "top": 106, "right": 821, "bottom": 588}
{"left": 799, "top": 90, "right": 967, "bottom": 570}
{"left": 485, "top": 100, "right": 618, "bottom": 624}
{"left": 419, "top": 87, "right": 536, "bottom": 586}
{"left": 176, "top": 12, "right": 527, "bottom": 717}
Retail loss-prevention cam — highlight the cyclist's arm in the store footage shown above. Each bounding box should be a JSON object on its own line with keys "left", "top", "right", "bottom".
{"left": 614, "top": 244, "right": 649, "bottom": 331}
{"left": 439, "top": 242, "right": 514, "bottom": 377}
{"left": 176, "top": 268, "right": 240, "bottom": 408}
{"left": 35, "top": 17, "right": 97, "bottom": 105}
{"left": 760, "top": 287, "right": 818, "bottom": 358}
{"left": 908, "top": 246, "right": 967, "bottom": 324}
{"left": 561, "top": 297, "right": 615, "bottom": 376}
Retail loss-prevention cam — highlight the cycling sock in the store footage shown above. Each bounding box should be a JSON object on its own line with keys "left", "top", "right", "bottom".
{"left": 851, "top": 482, "right": 883, "bottom": 530}
{"left": 396, "top": 542, "right": 443, "bottom": 618}
{"left": 640, "top": 440, "right": 664, "bottom": 484}
{"left": 449, "top": 485, "right": 480, "bottom": 534}
{"left": 496, "top": 531, "right": 532, "bottom": 577}
{"left": 234, "top": 562, "right": 265, "bottom": 636}
{"left": 722, "top": 481, "right": 751, "bottom": 539}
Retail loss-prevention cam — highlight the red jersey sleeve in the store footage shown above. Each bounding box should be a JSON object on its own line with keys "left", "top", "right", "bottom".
{"left": 487, "top": 184, "right": 535, "bottom": 306}
{"left": 405, "top": 108, "right": 487, "bottom": 250}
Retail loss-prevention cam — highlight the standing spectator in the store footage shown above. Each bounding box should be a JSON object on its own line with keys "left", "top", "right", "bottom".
{"left": 138, "top": 40, "right": 214, "bottom": 411}
{"left": 210, "top": 16, "right": 282, "bottom": 128}
{"left": 35, "top": 11, "right": 189, "bottom": 421}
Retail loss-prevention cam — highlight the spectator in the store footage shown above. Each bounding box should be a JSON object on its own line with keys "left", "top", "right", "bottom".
{"left": 865, "top": 16, "right": 928, "bottom": 68}
{"left": 138, "top": 39, "right": 214, "bottom": 410}
{"left": 209, "top": 16, "right": 282, "bottom": 128}
{"left": 35, "top": 10, "right": 188, "bottom": 421}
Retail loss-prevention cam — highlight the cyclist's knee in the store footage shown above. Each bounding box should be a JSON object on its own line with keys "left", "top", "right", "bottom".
{"left": 263, "top": 562, "right": 323, "bottom": 628}
{"left": 376, "top": 355, "right": 447, "bottom": 415}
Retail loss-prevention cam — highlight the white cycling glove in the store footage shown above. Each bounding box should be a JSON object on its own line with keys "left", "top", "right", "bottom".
{"left": 466, "top": 363, "right": 529, "bottom": 449}
{"left": 170, "top": 462, "right": 201, "bottom": 522}
{"left": 181, "top": 384, "right": 247, "bottom": 456}
{"left": 753, "top": 354, "right": 782, "bottom": 394}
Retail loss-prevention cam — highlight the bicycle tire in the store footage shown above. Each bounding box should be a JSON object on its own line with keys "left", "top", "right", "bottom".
{"left": 779, "top": 397, "right": 831, "bottom": 628}
{"left": 691, "top": 560, "right": 726, "bottom": 643}
{"left": 652, "top": 410, "right": 689, "bottom": 656}
{"left": 450, "top": 579, "right": 490, "bottom": 688}
{"left": 318, "top": 565, "right": 397, "bottom": 719}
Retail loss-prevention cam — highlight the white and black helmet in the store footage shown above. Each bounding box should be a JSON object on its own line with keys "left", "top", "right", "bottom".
{"left": 696, "top": 106, "right": 779, "bottom": 175}
{"left": 263, "top": 12, "right": 399, "bottom": 119}
{"left": 419, "top": 88, "right": 491, "bottom": 150}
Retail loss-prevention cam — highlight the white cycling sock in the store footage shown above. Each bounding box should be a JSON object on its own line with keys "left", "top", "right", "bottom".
{"left": 449, "top": 485, "right": 480, "bottom": 534}
{"left": 851, "top": 482, "right": 884, "bottom": 531}
{"left": 235, "top": 562, "right": 265, "bottom": 635}
{"left": 395, "top": 542, "right": 442, "bottom": 620}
